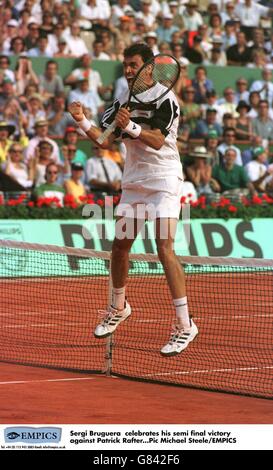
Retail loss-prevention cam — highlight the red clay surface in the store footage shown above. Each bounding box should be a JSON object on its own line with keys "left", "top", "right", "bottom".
{"left": 1, "top": 362, "right": 273, "bottom": 424}
{"left": 0, "top": 271, "right": 272, "bottom": 425}
{"left": 0, "top": 274, "right": 272, "bottom": 398}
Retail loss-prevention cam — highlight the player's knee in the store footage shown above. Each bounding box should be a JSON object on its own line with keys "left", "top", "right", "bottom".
{"left": 156, "top": 239, "right": 174, "bottom": 264}
{"left": 112, "top": 237, "right": 132, "bottom": 255}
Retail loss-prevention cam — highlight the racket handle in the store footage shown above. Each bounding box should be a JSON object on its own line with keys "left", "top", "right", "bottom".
{"left": 97, "top": 121, "right": 117, "bottom": 144}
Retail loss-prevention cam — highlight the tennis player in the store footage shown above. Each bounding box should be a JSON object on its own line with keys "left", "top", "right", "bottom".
{"left": 68, "top": 43, "right": 198, "bottom": 356}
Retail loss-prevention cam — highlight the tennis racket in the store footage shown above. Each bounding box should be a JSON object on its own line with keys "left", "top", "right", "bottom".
{"left": 96, "top": 54, "right": 180, "bottom": 144}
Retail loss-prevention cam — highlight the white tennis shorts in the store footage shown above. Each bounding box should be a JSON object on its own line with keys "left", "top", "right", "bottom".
{"left": 115, "top": 176, "right": 183, "bottom": 220}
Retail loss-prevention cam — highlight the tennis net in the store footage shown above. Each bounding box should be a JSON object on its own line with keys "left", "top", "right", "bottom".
{"left": 0, "top": 239, "right": 272, "bottom": 399}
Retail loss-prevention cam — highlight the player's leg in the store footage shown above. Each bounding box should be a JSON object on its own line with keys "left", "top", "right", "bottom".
{"left": 94, "top": 217, "right": 141, "bottom": 338}
{"left": 155, "top": 218, "right": 198, "bottom": 356}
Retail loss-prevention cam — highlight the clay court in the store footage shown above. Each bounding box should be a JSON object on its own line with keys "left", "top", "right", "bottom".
{"left": 0, "top": 255, "right": 272, "bottom": 424}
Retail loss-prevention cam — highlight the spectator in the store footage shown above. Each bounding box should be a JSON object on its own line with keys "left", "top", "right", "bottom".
{"left": 53, "top": 37, "right": 73, "bottom": 58}
{"left": 24, "top": 22, "right": 40, "bottom": 51}
{"left": 65, "top": 53, "right": 107, "bottom": 100}
{"left": 63, "top": 161, "right": 86, "bottom": 205}
{"left": 247, "top": 90, "right": 262, "bottom": 119}
{"left": 208, "top": 13, "right": 223, "bottom": 38}
{"left": 201, "top": 89, "right": 221, "bottom": 123}
{"left": 252, "top": 99, "right": 273, "bottom": 140}
{"left": 2, "top": 143, "right": 34, "bottom": 189}
{"left": 144, "top": 32, "right": 159, "bottom": 55}
{"left": 194, "top": 108, "right": 222, "bottom": 138}
{"left": 180, "top": 86, "right": 202, "bottom": 137}
{"left": 205, "top": 36, "right": 227, "bottom": 66}
{"left": 111, "top": 0, "right": 135, "bottom": 27}
{"left": 27, "top": 35, "right": 52, "bottom": 58}
{"left": 171, "top": 43, "right": 184, "bottom": 63}
{"left": 184, "top": 34, "right": 205, "bottom": 64}
{"left": 168, "top": 1, "right": 185, "bottom": 30}
{"left": 25, "top": 119, "right": 61, "bottom": 164}
{"left": 0, "top": 121, "right": 17, "bottom": 163}
{"left": 40, "top": 11, "right": 54, "bottom": 35}
{"left": 65, "top": 22, "right": 89, "bottom": 57}
{"left": 212, "top": 147, "right": 255, "bottom": 195}
{"left": 32, "top": 140, "right": 55, "bottom": 187}
{"left": 185, "top": 145, "right": 220, "bottom": 195}
{"left": 204, "top": 47, "right": 224, "bottom": 66}
{"left": 249, "top": 67, "right": 273, "bottom": 108}
{"left": 234, "top": 77, "right": 250, "bottom": 105}
{"left": 38, "top": 60, "right": 64, "bottom": 104}
{"left": 247, "top": 49, "right": 268, "bottom": 69}
{"left": 221, "top": 3, "right": 237, "bottom": 26}
{"left": 217, "top": 127, "right": 243, "bottom": 165}
{"left": 182, "top": 0, "right": 203, "bottom": 32}
{"left": 85, "top": 146, "right": 122, "bottom": 194}
{"left": 24, "top": 93, "right": 46, "bottom": 138}
{"left": 235, "top": 0, "right": 270, "bottom": 40}
{"left": 135, "top": 0, "right": 157, "bottom": 32}
{"left": 61, "top": 127, "right": 88, "bottom": 167}
{"left": 102, "top": 142, "right": 125, "bottom": 170}
{"left": 174, "top": 58, "right": 191, "bottom": 106}
{"left": 226, "top": 31, "right": 252, "bottom": 66}
{"left": 2, "top": 96, "right": 28, "bottom": 139}
{"left": 235, "top": 100, "right": 253, "bottom": 140}
{"left": 114, "top": 75, "right": 128, "bottom": 101}
{"left": 217, "top": 87, "right": 238, "bottom": 121}
{"left": 34, "top": 162, "right": 65, "bottom": 206}
{"left": 79, "top": 0, "right": 111, "bottom": 28}
{"left": 47, "top": 94, "right": 74, "bottom": 137}
{"left": 156, "top": 14, "right": 180, "bottom": 44}
{"left": 14, "top": 56, "right": 39, "bottom": 96}
{"left": 111, "top": 38, "right": 127, "bottom": 62}
{"left": 192, "top": 66, "right": 214, "bottom": 104}
{"left": 222, "top": 19, "right": 237, "bottom": 50}
{"left": 91, "top": 40, "right": 111, "bottom": 61}
{"left": 0, "top": 77, "right": 19, "bottom": 115}
{"left": 68, "top": 78, "right": 104, "bottom": 124}
{"left": 222, "top": 112, "right": 237, "bottom": 130}
{"left": 8, "top": 36, "right": 26, "bottom": 56}
{"left": 18, "top": 9, "right": 33, "bottom": 38}
{"left": 0, "top": 55, "right": 15, "bottom": 84}
{"left": 1, "top": 19, "right": 20, "bottom": 54}
{"left": 205, "top": 129, "right": 221, "bottom": 166}
{"left": 241, "top": 134, "right": 264, "bottom": 165}
{"left": 111, "top": 16, "right": 135, "bottom": 48}
{"left": 245, "top": 146, "right": 273, "bottom": 192}
{"left": 48, "top": 23, "right": 68, "bottom": 55}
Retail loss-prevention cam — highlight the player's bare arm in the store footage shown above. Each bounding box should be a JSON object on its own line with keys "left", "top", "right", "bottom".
{"left": 68, "top": 102, "right": 116, "bottom": 149}
{"left": 116, "top": 107, "right": 165, "bottom": 150}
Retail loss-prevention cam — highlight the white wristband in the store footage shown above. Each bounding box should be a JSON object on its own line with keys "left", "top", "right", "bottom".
{"left": 78, "top": 117, "right": 91, "bottom": 133}
{"left": 124, "top": 120, "right": 141, "bottom": 138}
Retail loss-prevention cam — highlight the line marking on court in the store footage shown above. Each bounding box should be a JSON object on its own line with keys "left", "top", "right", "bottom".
{"left": 0, "top": 377, "right": 96, "bottom": 386}
{"left": 144, "top": 365, "right": 273, "bottom": 378}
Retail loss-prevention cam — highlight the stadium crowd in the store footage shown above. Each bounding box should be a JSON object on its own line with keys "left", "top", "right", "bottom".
{"left": 1, "top": 0, "right": 273, "bottom": 207}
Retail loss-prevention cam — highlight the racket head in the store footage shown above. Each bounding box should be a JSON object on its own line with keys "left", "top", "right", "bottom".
{"left": 130, "top": 54, "right": 181, "bottom": 105}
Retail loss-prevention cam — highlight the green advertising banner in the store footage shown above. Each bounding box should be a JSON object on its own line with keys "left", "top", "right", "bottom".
{"left": 0, "top": 218, "right": 270, "bottom": 259}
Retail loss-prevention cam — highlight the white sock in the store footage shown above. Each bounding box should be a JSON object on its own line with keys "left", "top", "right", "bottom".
{"left": 173, "top": 296, "right": 191, "bottom": 329}
{"left": 112, "top": 287, "right": 126, "bottom": 310}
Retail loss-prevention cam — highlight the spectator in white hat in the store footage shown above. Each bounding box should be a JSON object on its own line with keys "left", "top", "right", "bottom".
{"left": 183, "top": 1, "right": 203, "bottom": 32}
{"left": 156, "top": 14, "right": 180, "bottom": 43}
{"left": 144, "top": 32, "right": 159, "bottom": 54}
{"left": 135, "top": 0, "right": 157, "bottom": 31}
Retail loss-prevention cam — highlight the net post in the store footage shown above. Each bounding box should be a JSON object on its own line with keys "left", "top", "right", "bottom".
{"left": 104, "top": 255, "right": 113, "bottom": 376}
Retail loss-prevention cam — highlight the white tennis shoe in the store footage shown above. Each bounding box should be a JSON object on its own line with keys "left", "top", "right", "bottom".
{"left": 94, "top": 302, "right": 131, "bottom": 338}
{"left": 160, "top": 320, "right": 198, "bottom": 357}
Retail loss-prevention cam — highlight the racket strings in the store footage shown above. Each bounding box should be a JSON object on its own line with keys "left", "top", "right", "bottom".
{"left": 132, "top": 56, "right": 180, "bottom": 104}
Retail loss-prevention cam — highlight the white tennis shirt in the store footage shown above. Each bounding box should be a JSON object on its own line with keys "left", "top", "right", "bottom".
{"left": 101, "top": 85, "right": 183, "bottom": 191}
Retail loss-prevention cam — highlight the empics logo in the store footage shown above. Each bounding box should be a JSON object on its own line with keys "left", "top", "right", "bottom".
{"left": 4, "top": 427, "right": 62, "bottom": 443}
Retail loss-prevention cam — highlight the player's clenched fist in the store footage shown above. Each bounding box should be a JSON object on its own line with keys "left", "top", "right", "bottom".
{"left": 68, "top": 102, "right": 84, "bottom": 122}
